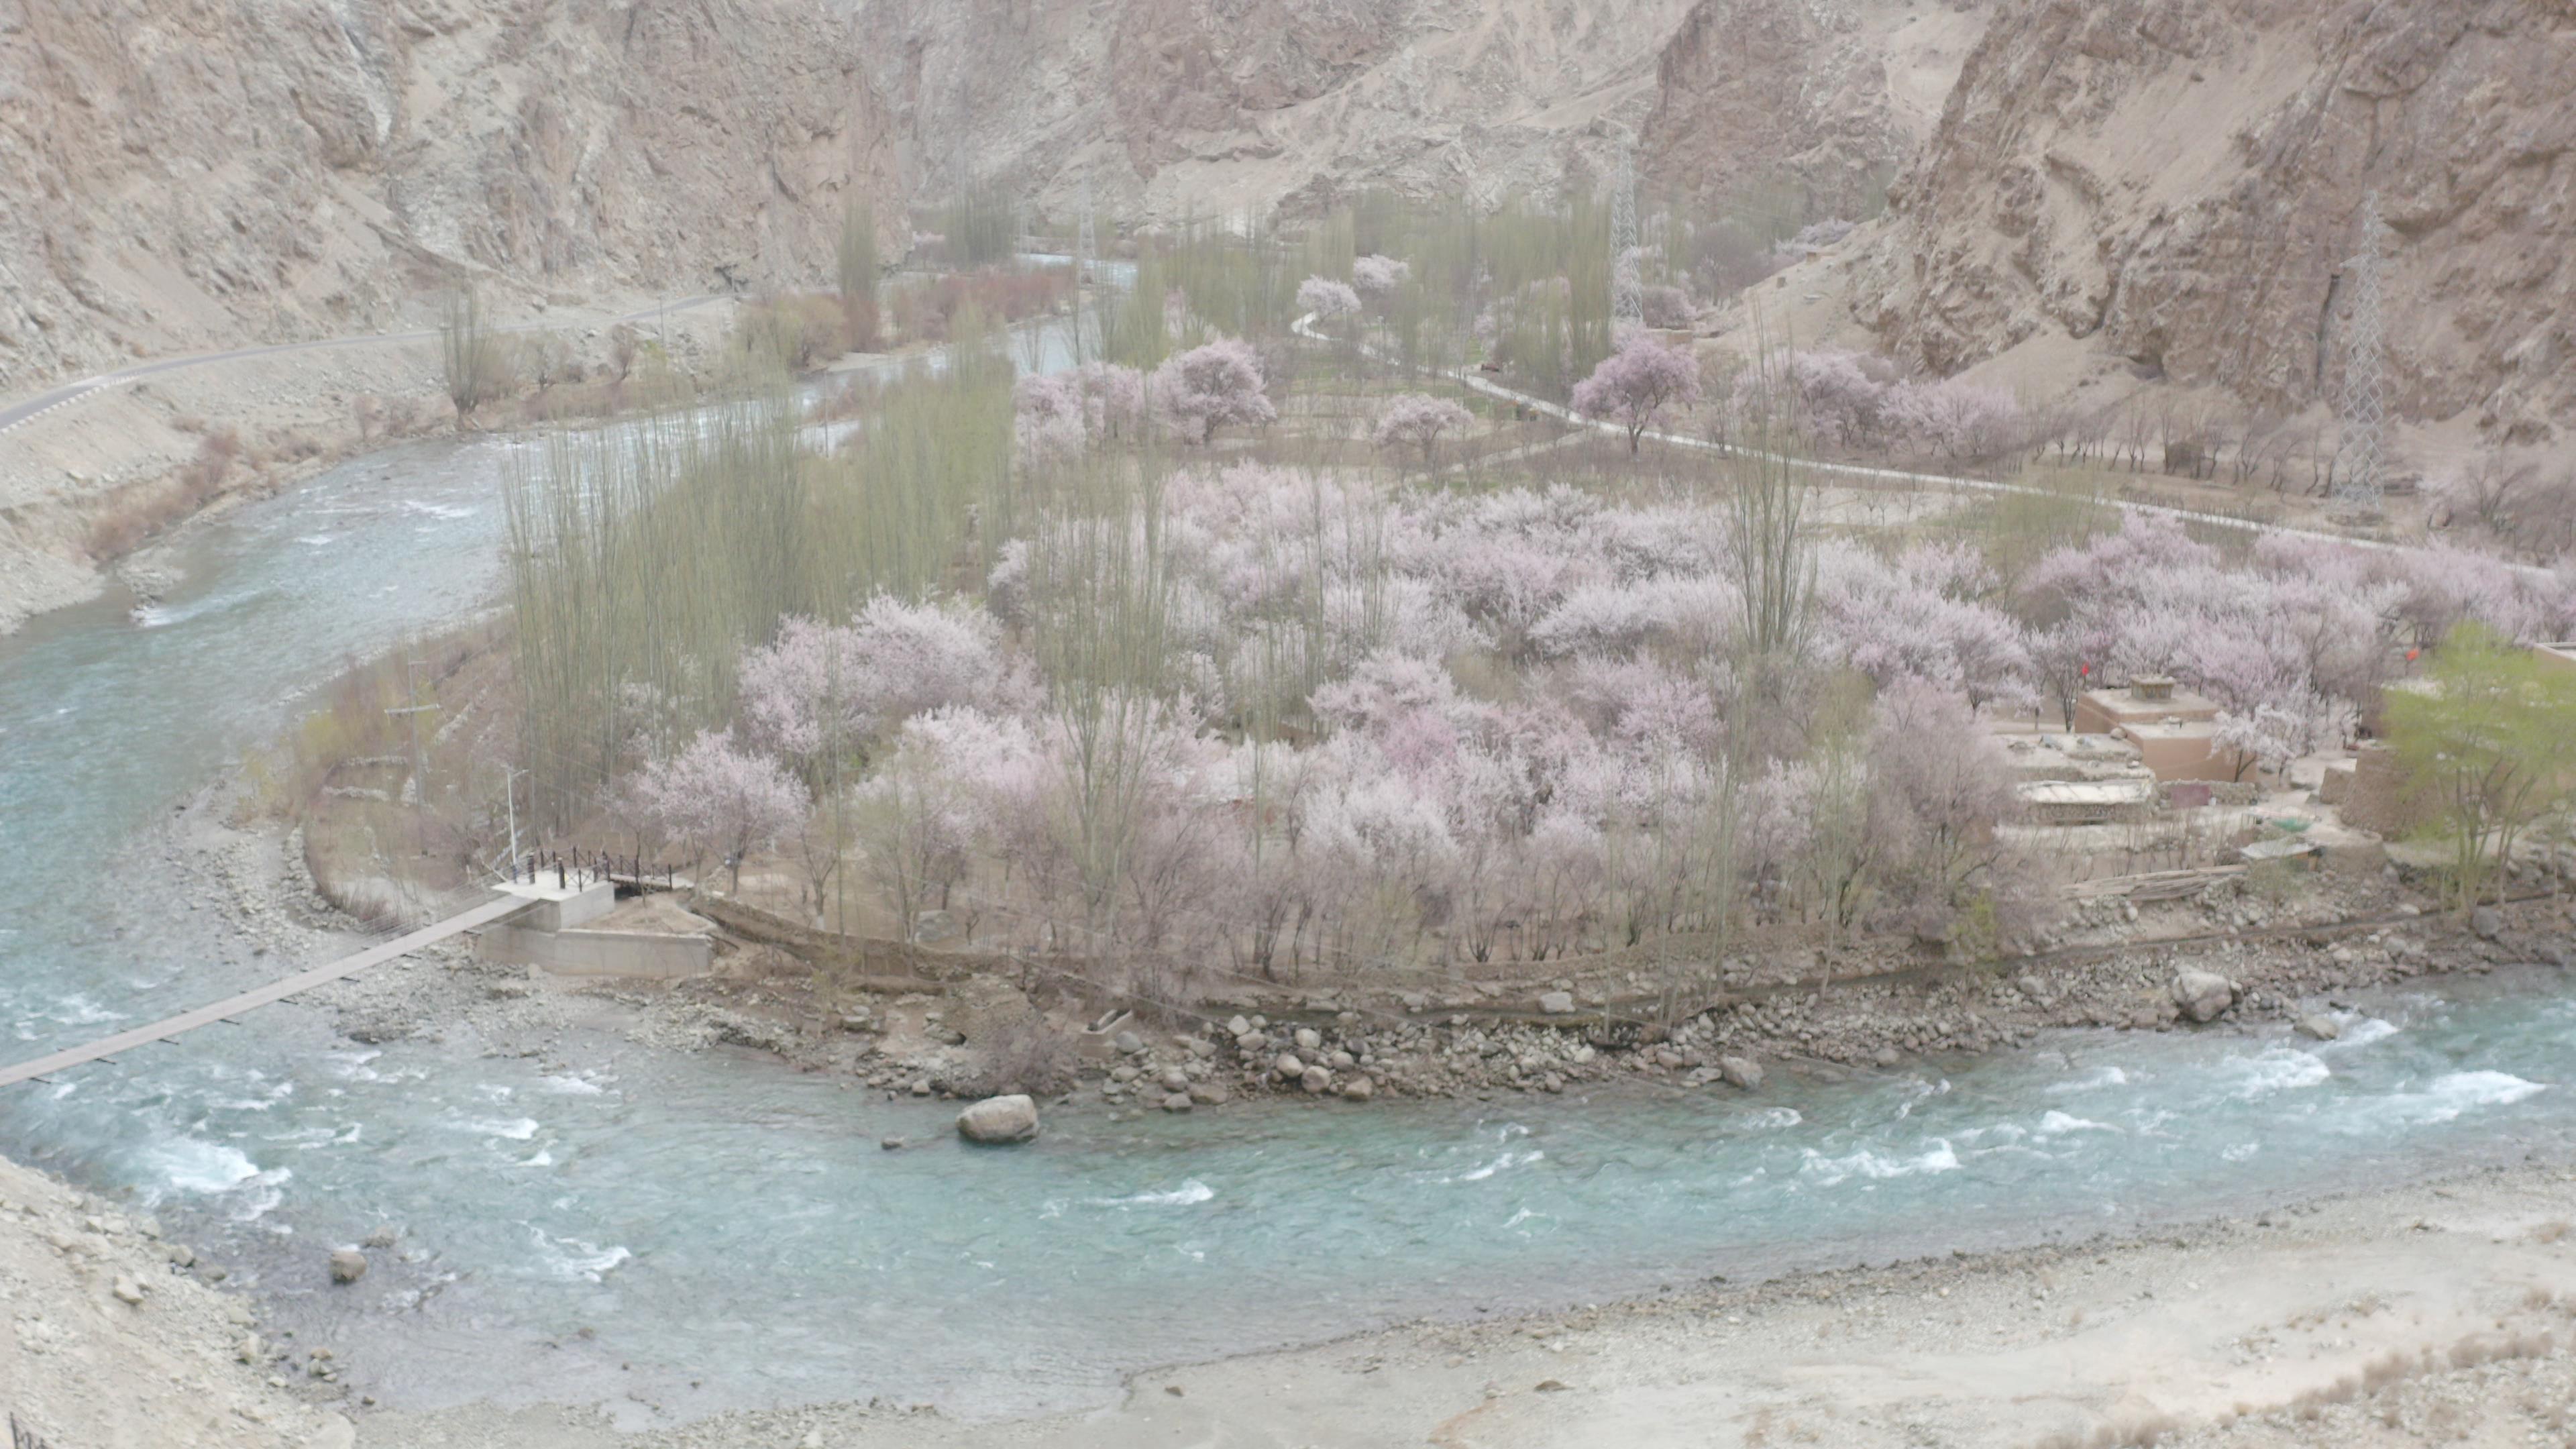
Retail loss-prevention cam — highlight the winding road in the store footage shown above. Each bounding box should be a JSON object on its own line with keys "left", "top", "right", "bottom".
{"left": 0, "top": 292, "right": 728, "bottom": 439}
{"left": 1289, "top": 311, "right": 2478, "bottom": 563}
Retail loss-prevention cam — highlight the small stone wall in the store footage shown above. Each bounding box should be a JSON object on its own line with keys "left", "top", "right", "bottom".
{"left": 476, "top": 922, "right": 713, "bottom": 979}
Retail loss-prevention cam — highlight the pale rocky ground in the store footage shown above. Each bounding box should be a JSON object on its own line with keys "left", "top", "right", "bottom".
{"left": 0, "top": 1152, "right": 354, "bottom": 1449}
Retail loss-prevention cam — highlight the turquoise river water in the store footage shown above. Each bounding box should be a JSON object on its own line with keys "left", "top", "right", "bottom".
{"left": 2, "top": 372, "right": 2572, "bottom": 1423}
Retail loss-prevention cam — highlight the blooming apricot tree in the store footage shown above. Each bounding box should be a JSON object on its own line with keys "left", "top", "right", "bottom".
{"left": 1572, "top": 333, "right": 1702, "bottom": 453}
{"left": 1373, "top": 393, "right": 1475, "bottom": 466}
{"left": 1152, "top": 337, "right": 1277, "bottom": 445}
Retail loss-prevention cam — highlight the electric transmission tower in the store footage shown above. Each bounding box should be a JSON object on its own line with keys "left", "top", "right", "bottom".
{"left": 1077, "top": 175, "right": 1097, "bottom": 279}
{"left": 1074, "top": 175, "right": 1097, "bottom": 362}
{"left": 2335, "top": 192, "right": 2391, "bottom": 514}
{"left": 1609, "top": 140, "right": 1644, "bottom": 333}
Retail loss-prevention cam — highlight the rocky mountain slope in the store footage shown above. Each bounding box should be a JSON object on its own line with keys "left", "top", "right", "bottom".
{"left": 1835, "top": 0, "right": 2576, "bottom": 447}
{"left": 857, "top": 0, "right": 1960, "bottom": 227}
{"left": 0, "top": 0, "right": 899, "bottom": 394}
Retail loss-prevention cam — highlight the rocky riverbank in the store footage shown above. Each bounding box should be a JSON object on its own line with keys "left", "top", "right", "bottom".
{"left": 0, "top": 1151, "right": 354, "bottom": 1449}
{"left": 197, "top": 786, "right": 2571, "bottom": 1124}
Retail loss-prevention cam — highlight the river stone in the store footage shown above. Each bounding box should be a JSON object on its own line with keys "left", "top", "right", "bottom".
{"left": 957, "top": 1094, "right": 1041, "bottom": 1145}
{"left": 1718, "top": 1056, "right": 1764, "bottom": 1091}
{"left": 1873, "top": 1046, "right": 1902, "bottom": 1067}
{"left": 235, "top": 1333, "right": 265, "bottom": 1364}
{"left": 2471, "top": 905, "right": 2504, "bottom": 941}
{"left": 1188, "top": 1082, "right": 1232, "bottom": 1107}
{"left": 1294, "top": 1027, "right": 1322, "bottom": 1051}
{"left": 1338, "top": 1075, "right": 1375, "bottom": 1101}
{"left": 361, "top": 1225, "right": 399, "bottom": 1249}
{"left": 1159, "top": 1067, "right": 1190, "bottom": 1093}
{"left": 1275, "top": 1053, "right": 1305, "bottom": 1079}
{"left": 1537, "top": 991, "right": 1576, "bottom": 1014}
{"left": 2171, "top": 969, "right": 2237, "bottom": 1023}
{"left": 113, "top": 1273, "right": 146, "bottom": 1305}
{"left": 1237, "top": 1031, "right": 1270, "bottom": 1055}
{"left": 1299, "top": 1065, "right": 1334, "bottom": 1094}
{"left": 1227, "top": 1016, "right": 1252, "bottom": 1037}
{"left": 328, "top": 1248, "right": 368, "bottom": 1284}
{"left": 1162, "top": 1092, "right": 1193, "bottom": 1113}
{"left": 2296, "top": 1013, "right": 2342, "bottom": 1042}
{"left": 165, "top": 1242, "right": 195, "bottom": 1268}
{"left": 1114, "top": 1030, "right": 1144, "bottom": 1056}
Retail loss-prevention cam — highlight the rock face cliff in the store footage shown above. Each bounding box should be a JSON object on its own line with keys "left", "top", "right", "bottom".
{"left": 865, "top": 0, "right": 1712, "bottom": 219}
{"left": 0, "top": 0, "right": 900, "bottom": 392}
{"left": 1842, "top": 0, "right": 2576, "bottom": 444}
{"left": 1639, "top": 0, "right": 1957, "bottom": 219}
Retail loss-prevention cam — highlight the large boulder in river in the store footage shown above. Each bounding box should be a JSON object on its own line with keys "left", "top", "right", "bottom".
{"left": 956, "top": 1094, "right": 1040, "bottom": 1144}
{"left": 327, "top": 1248, "right": 368, "bottom": 1284}
{"left": 1717, "top": 1055, "right": 1764, "bottom": 1091}
{"left": 2171, "top": 969, "right": 2237, "bottom": 1023}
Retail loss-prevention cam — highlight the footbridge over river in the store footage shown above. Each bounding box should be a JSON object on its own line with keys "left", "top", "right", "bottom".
{"left": 0, "top": 881, "right": 588, "bottom": 1089}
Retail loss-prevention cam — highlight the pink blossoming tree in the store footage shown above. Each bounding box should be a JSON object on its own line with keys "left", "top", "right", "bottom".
{"left": 1152, "top": 337, "right": 1277, "bottom": 445}
{"left": 1572, "top": 333, "right": 1703, "bottom": 453}
{"left": 1372, "top": 393, "right": 1476, "bottom": 466}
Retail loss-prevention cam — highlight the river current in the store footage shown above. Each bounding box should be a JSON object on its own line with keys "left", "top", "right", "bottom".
{"left": 1, "top": 352, "right": 2571, "bottom": 1423}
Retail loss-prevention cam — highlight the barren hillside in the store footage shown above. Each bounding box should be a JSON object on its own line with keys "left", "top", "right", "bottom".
{"left": 857, "top": 0, "right": 1959, "bottom": 225}
{"left": 1832, "top": 0, "right": 2576, "bottom": 451}
{"left": 0, "top": 0, "right": 900, "bottom": 394}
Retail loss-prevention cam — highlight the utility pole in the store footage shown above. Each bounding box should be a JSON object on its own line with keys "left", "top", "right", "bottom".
{"left": 386, "top": 657, "right": 440, "bottom": 856}
{"left": 1610, "top": 137, "right": 1644, "bottom": 335}
{"left": 2334, "top": 191, "right": 2391, "bottom": 516}
{"left": 496, "top": 763, "right": 529, "bottom": 870}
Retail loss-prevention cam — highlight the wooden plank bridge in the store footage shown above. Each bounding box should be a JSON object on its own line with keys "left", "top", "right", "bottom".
{"left": 0, "top": 893, "right": 536, "bottom": 1089}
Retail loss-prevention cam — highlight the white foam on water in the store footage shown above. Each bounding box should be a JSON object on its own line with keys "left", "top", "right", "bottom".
{"left": 1456, "top": 1150, "right": 1545, "bottom": 1183}
{"left": 48, "top": 994, "right": 122, "bottom": 1027}
{"left": 2047, "top": 1065, "right": 2129, "bottom": 1094}
{"left": 1100, "top": 1179, "right": 1216, "bottom": 1208}
{"left": 531, "top": 1228, "right": 631, "bottom": 1282}
{"left": 454, "top": 1116, "right": 541, "bottom": 1141}
{"left": 227, "top": 1169, "right": 294, "bottom": 1222}
{"left": 400, "top": 500, "right": 476, "bottom": 520}
{"left": 476, "top": 1084, "right": 517, "bottom": 1102}
{"left": 142, "top": 1138, "right": 261, "bottom": 1195}
{"left": 295, "top": 535, "right": 335, "bottom": 548}
{"left": 2035, "top": 1110, "right": 2117, "bottom": 1137}
{"left": 2367, "top": 1071, "right": 2548, "bottom": 1126}
{"left": 536, "top": 1074, "right": 606, "bottom": 1097}
{"left": 2226, "top": 1047, "right": 2331, "bottom": 1100}
{"left": 1892, "top": 1078, "right": 1949, "bottom": 1119}
{"left": 1799, "top": 1139, "right": 1960, "bottom": 1187}
{"left": 1739, "top": 1107, "right": 1803, "bottom": 1130}
{"left": 2222, "top": 1142, "right": 2261, "bottom": 1162}
{"left": 2323, "top": 1017, "right": 2400, "bottom": 1050}
{"left": 520, "top": 1149, "right": 557, "bottom": 1169}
